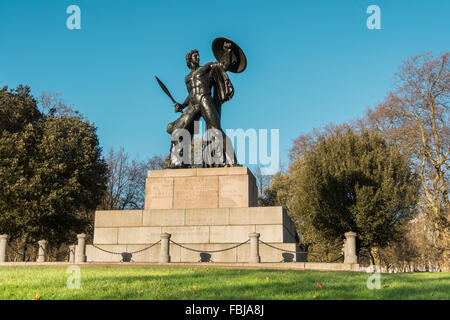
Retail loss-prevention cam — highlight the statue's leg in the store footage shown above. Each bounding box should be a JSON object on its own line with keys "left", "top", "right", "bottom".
{"left": 200, "top": 96, "right": 220, "bottom": 129}
{"left": 202, "top": 96, "right": 238, "bottom": 166}
{"left": 224, "top": 134, "right": 238, "bottom": 166}
{"left": 200, "top": 96, "right": 238, "bottom": 167}
{"left": 168, "top": 105, "right": 198, "bottom": 168}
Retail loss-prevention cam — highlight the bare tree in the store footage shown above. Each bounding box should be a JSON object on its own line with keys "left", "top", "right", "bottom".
{"left": 253, "top": 165, "right": 272, "bottom": 202}
{"left": 366, "top": 52, "right": 449, "bottom": 270}
{"left": 39, "top": 92, "right": 83, "bottom": 118}
{"left": 100, "top": 148, "right": 166, "bottom": 210}
{"left": 374, "top": 212, "right": 442, "bottom": 272}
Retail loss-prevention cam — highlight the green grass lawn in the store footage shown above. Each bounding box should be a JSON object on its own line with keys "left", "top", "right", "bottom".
{"left": 0, "top": 266, "right": 448, "bottom": 300}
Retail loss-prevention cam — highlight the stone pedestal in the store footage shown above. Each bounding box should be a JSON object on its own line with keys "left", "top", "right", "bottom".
{"left": 160, "top": 233, "right": 171, "bottom": 263}
{"left": 75, "top": 234, "right": 86, "bottom": 263}
{"left": 144, "top": 167, "right": 258, "bottom": 209}
{"left": 344, "top": 232, "right": 358, "bottom": 264}
{"left": 249, "top": 233, "right": 261, "bottom": 263}
{"left": 69, "top": 245, "right": 75, "bottom": 263}
{"left": 0, "top": 234, "right": 9, "bottom": 263}
{"left": 89, "top": 167, "right": 301, "bottom": 263}
{"left": 37, "top": 240, "right": 48, "bottom": 262}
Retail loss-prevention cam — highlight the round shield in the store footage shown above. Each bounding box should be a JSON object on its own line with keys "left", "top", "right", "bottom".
{"left": 212, "top": 37, "right": 247, "bottom": 73}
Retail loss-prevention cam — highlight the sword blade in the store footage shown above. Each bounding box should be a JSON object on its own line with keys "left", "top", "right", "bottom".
{"left": 155, "top": 76, "right": 176, "bottom": 104}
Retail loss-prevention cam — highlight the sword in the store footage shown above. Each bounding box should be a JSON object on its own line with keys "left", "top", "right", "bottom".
{"left": 155, "top": 76, "right": 177, "bottom": 105}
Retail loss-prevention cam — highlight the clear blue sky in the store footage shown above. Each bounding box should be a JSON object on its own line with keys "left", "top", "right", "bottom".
{"left": 1, "top": 0, "right": 449, "bottom": 168}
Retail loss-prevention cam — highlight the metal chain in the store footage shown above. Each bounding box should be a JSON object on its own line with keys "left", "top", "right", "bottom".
{"left": 328, "top": 241, "right": 346, "bottom": 250}
{"left": 129, "top": 240, "right": 161, "bottom": 254}
{"left": 259, "top": 240, "right": 308, "bottom": 254}
{"left": 92, "top": 240, "right": 161, "bottom": 255}
{"left": 7, "top": 244, "right": 38, "bottom": 255}
{"left": 260, "top": 240, "right": 344, "bottom": 263}
{"left": 260, "top": 240, "right": 344, "bottom": 254}
{"left": 6, "top": 243, "right": 39, "bottom": 262}
{"left": 169, "top": 239, "right": 249, "bottom": 253}
{"left": 327, "top": 255, "right": 343, "bottom": 263}
{"left": 7, "top": 244, "right": 24, "bottom": 256}
{"left": 6, "top": 239, "right": 345, "bottom": 263}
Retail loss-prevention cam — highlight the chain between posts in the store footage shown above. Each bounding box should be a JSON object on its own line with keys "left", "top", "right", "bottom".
{"left": 259, "top": 239, "right": 344, "bottom": 263}
{"left": 6, "top": 244, "right": 39, "bottom": 258}
{"left": 169, "top": 239, "right": 250, "bottom": 253}
{"left": 92, "top": 240, "right": 161, "bottom": 255}
{"left": 259, "top": 240, "right": 308, "bottom": 254}
{"left": 5, "top": 237, "right": 346, "bottom": 263}
{"left": 327, "top": 255, "right": 344, "bottom": 263}
{"left": 6, "top": 244, "right": 25, "bottom": 257}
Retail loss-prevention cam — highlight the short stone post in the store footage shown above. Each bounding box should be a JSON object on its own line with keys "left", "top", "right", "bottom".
{"left": 69, "top": 245, "right": 75, "bottom": 263}
{"left": 0, "top": 234, "right": 10, "bottom": 263}
{"left": 75, "top": 234, "right": 86, "bottom": 263}
{"left": 160, "top": 233, "right": 171, "bottom": 263}
{"left": 344, "top": 232, "right": 358, "bottom": 264}
{"left": 249, "top": 233, "right": 261, "bottom": 263}
{"left": 37, "top": 240, "right": 48, "bottom": 262}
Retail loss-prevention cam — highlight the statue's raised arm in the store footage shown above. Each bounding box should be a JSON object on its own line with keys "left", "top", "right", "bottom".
{"left": 209, "top": 38, "right": 247, "bottom": 104}
{"left": 212, "top": 38, "right": 247, "bottom": 73}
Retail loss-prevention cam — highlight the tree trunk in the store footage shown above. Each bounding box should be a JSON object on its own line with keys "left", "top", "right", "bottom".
{"left": 22, "top": 242, "right": 28, "bottom": 262}
{"left": 369, "top": 249, "right": 377, "bottom": 271}
{"left": 21, "top": 234, "right": 29, "bottom": 262}
{"left": 440, "top": 226, "right": 449, "bottom": 272}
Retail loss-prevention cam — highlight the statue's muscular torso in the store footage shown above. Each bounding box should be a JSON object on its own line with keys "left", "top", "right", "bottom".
{"left": 185, "top": 62, "right": 219, "bottom": 105}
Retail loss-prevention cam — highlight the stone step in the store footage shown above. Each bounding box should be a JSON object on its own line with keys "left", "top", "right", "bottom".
{"left": 95, "top": 207, "right": 295, "bottom": 230}
{"left": 93, "top": 224, "right": 296, "bottom": 245}
{"left": 94, "top": 206, "right": 297, "bottom": 245}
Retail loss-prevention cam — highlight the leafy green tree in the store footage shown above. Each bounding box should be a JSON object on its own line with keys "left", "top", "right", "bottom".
{"left": 268, "top": 160, "right": 345, "bottom": 262}
{"left": 0, "top": 85, "right": 42, "bottom": 254}
{"left": 0, "top": 85, "right": 107, "bottom": 260}
{"left": 297, "top": 130, "right": 419, "bottom": 264}
{"left": 271, "top": 129, "right": 419, "bottom": 264}
{"left": 33, "top": 115, "right": 107, "bottom": 245}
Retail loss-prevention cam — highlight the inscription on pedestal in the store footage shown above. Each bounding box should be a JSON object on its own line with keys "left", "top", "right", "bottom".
{"left": 174, "top": 176, "right": 219, "bottom": 209}
{"left": 145, "top": 167, "right": 258, "bottom": 209}
{"left": 219, "top": 175, "right": 248, "bottom": 207}
{"left": 145, "top": 178, "right": 173, "bottom": 209}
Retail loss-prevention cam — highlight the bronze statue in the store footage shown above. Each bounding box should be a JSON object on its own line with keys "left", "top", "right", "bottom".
{"left": 157, "top": 38, "right": 246, "bottom": 168}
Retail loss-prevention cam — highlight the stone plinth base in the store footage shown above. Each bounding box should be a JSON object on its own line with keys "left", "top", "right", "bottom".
{"left": 90, "top": 206, "right": 299, "bottom": 263}
{"left": 93, "top": 207, "right": 296, "bottom": 244}
{"left": 90, "top": 167, "right": 300, "bottom": 264}
{"left": 144, "top": 167, "right": 258, "bottom": 209}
